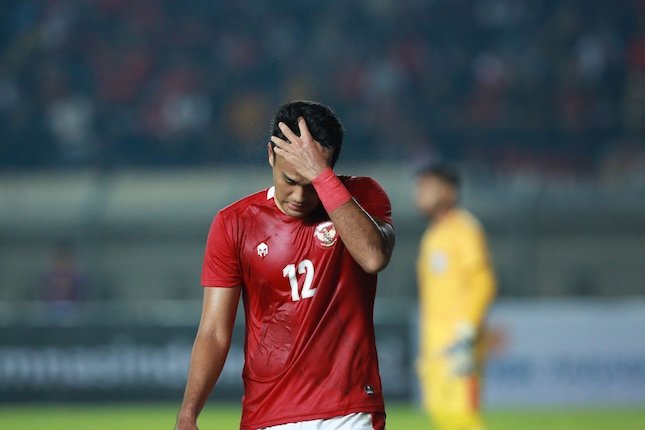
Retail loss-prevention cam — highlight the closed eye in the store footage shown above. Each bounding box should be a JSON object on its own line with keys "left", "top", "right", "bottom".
{"left": 282, "top": 173, "right": 298, "bottom": 185}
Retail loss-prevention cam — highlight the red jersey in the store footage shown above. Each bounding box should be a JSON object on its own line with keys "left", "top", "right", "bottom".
{"left": 201, "top": 176, "right": 392, "bottom": 429}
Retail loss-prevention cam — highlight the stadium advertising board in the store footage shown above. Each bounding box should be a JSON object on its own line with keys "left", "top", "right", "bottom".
{"left": 0, "top": 323, "right": 411, "bottom": 402}
{"left": 484, "top": 300, "right": 645, "bottom": 407}
{"left": 1, "top": 300, "right": 644, "bottom": 406}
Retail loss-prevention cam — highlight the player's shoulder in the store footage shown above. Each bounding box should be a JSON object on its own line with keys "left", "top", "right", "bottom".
{"left": 451, "top": 209, "right": 484, "bottom": 233}
{"left": 339, "top": 175, "right": 388, "bottom": 195}
{"left": 217, "top": 187, "right": 273, "bottom": 219}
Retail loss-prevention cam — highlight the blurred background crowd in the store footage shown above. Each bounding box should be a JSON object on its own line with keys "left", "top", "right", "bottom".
{"left": 1, "top": 0, "right": 645, "bottom": 187}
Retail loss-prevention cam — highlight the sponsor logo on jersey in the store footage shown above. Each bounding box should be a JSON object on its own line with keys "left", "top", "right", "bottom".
{"left": 314, "top": 221, "right": 337, "bottom": 248}
{"left": 364, "top": 384, "right": 374, "bottom": 395}
{"left": 431, "top": 251, "right": 448, "bottom": 273}
{"left": 257, "top": 242, "right": 269, "bottom": 258}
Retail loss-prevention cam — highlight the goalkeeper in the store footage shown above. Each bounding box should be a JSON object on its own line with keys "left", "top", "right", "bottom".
{"left": 414, "top": 162, "right": 497, "bottom": 430}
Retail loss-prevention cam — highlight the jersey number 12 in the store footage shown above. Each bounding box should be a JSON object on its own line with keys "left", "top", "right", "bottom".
{"left": 282, "top": 259, "right": 315, "bottom": 301}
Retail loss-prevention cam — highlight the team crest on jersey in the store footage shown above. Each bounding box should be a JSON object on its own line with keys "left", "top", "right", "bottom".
{"left": 431, "top": 251, "right": 448, "bottom": 273}
{"left": 314, "top": 221, "right": 337, "bottom": 248}
{"left": 257, "top": 242, "right": 269, "bottom": 258}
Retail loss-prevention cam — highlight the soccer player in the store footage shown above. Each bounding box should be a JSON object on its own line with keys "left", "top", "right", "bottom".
{"left": 175, "top": 101, "right": 395, "bottom": 430}
{"left": 414, "top": 163, "right": 496, "bottom": 430}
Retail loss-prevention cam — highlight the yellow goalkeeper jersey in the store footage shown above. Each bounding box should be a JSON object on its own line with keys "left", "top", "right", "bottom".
{"left": 418, "top": 209, "right": 496, "bottom": 355}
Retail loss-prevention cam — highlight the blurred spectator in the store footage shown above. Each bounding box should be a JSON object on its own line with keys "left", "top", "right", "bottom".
{"left": 41, "top": 241, "right": 87, "bottom": 323}
{"left": 47, "top": 93, "right": 96, "bottom": 163}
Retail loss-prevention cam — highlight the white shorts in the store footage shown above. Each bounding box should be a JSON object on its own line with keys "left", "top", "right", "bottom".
{"left": 260, "top": 412, "right": 385, "bottom": 430}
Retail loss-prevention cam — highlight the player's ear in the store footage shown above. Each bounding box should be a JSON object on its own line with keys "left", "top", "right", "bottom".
{"left": 268, "top": 142, "right": 275, "bottom": 167}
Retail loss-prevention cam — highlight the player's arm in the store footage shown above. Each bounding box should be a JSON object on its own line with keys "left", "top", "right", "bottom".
{"left": 444, "top": 227, "right": 496, "bottom": 376}
{"left": 462, "top": 228, "right": 496, "bottom": 329}
{"left": 323, "top": 199, "right": 395, "bottom": 274}
{"left": 272, "top": 118, "right": 394, "bottom": 274}
{"left": 175, "top": 286, "right": 241, "bottom": 430}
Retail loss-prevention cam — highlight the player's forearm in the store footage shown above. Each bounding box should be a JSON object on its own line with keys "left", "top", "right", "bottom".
{"left": 329, "top": 199, "right": 394, "bottom": 274}
{"left": 466, "top": 268, "right": 497, "bottom": 328}
{"left": 177, "top": 331, "right": 231, "bottom": 424}
{"left": 310, "top": 168, "right": 394, "bottom": 273}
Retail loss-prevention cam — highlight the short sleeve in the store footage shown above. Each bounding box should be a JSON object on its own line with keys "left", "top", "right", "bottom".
{"left": 201, "top": 211, "right": 242, "bottom": 287}
{"left": 459, "top": 224, "right": 488, "bottom": 270}
{"left": 347, "top": 177, "right": 393, "bottom": 226}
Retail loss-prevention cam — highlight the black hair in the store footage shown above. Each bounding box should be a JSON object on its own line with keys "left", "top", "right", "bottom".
{"left": 270, "top": 100, "right": 344, "bottom": 167}
{"left": 416, "top": 162, "right": 461, "bottom": 188}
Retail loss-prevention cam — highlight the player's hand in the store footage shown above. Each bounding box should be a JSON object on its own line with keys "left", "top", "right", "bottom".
{"left": 270, "top": 117, "right": 333, "bottom": 182}
{"left": 443, "top": 322, "right": 477, "bottom": 377}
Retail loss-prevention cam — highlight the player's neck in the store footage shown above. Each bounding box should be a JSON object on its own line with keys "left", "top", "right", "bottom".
{"left": 431, "top": 205, "right": 457, "bottom": 224}
{"left": 273, "top": 196, "right": 288, "bottom": 215}
{"left": 273, "top": 195, "right": 325, "bottom": 222}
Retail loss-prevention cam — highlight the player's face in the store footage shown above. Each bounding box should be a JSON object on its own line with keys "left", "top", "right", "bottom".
{"left": 268, "top": 145, "right": 322, "bottom": 218}
{"left": 415, "top": 174, "right": 454, "bottom": 218}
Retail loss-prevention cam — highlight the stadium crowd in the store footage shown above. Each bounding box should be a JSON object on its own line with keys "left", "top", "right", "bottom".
{"left": 0, "top": 0, "right": 644, "bottom": 186}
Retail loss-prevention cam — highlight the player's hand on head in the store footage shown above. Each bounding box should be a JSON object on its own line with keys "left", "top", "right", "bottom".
{"left": 270, "top": 117, "right": 333, "bottom": 181}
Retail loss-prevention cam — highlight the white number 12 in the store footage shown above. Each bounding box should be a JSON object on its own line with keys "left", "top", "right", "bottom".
{"left": 282, "top": 259, "right": 315, "bottom": 301}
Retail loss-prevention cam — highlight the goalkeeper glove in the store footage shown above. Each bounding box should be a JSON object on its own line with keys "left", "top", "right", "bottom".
{"left": 444, "top": 322, "right": 477, "bottom": 377}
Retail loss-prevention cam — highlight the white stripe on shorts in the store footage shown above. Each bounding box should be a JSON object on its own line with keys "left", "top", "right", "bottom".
{"left": 260, "top": 412, "right": 374, "bottom": 430}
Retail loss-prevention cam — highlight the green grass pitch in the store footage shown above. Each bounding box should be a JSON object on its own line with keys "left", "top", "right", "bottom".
{"left": 1, "top": 403, "right": 644, "bottom": 429}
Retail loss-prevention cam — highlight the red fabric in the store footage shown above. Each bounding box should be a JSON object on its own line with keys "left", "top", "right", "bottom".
{"left": 201, "top": 176, "right": 392, "bottom": 430}
{"left": 371, "top": 412, "right": 386, "bottom": 430}
{"left": 311, "top": 168, "right": 353, "bottom": 214}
